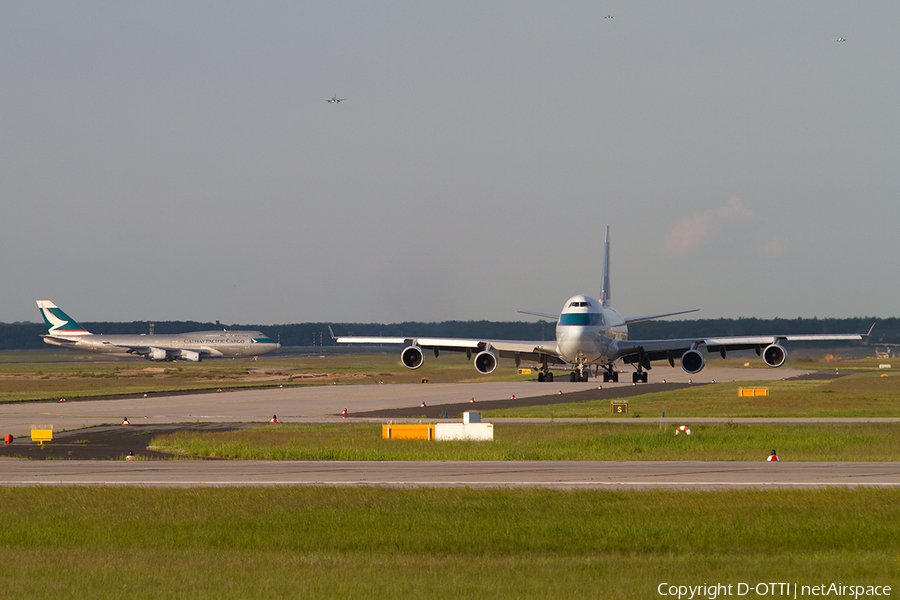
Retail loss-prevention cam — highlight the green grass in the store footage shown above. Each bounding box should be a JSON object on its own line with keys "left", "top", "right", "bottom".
{"left": 0, "top": 351, "right": 533, "bottom": 403}
{"left": 4, "top": 351, "right": 898, "bottom": 596}
{"left": 149, "top": 422, "right": 900, "bottom": 461}
{"left": 0, "top": 487, "right": 897, "bottom": 598}
{"left": 486, "top": 372, "right": 900, "bottom": 418}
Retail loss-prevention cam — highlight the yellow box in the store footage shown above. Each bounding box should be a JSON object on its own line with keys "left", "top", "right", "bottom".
{"left": 382, "top": 424, "right": 434, "bottom": 440}
{"left": 518, "top": 369, "right": 532, "bottom": 375}
{"left": 738, "top": 388, "right": 769, "bottom": 397}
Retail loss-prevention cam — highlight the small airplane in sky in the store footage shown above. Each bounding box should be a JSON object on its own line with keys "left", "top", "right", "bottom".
{"left": 604, "top": 14, "right": 616, "bottom": 19}
{"left": 325, "top": 96, "right": 347, "bottom": 103}
{"left": 832, "top": 38, "right": 847, "bottom": 42}
{"left": 36, "top": 301, "right": 280, "bottom": 361}
{"left": 331, "top": 227, "right": 870, "bottom": 383}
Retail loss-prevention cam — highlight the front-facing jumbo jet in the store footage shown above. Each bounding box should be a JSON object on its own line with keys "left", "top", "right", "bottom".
{"left": 36, "top": 301, "right": 280, "bottom": 361}
{"left": 332, "top": 227, "right": 870, "bottom": 382}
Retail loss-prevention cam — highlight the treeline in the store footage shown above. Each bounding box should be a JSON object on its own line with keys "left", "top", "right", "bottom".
{"left": 2, "top": 317, "right": 896, "bottom": 351}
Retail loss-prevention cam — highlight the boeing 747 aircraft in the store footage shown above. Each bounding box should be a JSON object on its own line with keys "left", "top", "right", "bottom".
{"left": 332, "top": 228, "right": 870, "bottom": 383}
{"left": 36, "top": 301, "right": 280, "bottom": 362}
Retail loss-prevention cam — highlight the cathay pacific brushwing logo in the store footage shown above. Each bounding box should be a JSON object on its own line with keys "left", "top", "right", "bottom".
{"left": 43, "top": 309, "right": 71, "bottom": 332}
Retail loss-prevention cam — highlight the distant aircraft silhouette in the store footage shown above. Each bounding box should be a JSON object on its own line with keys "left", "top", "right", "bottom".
{"left": 832, "top": 38, "right": 846, "bottom": 42}
{"left": 326, "top": 96, "right": 347, "bottom": 103}
{"left": 604, "top": 14, "right": 616, "bottom": 19}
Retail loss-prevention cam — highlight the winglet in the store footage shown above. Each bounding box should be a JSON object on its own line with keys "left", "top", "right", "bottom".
{"left": 865, "top": 322, "right": 876, "bottom": 338}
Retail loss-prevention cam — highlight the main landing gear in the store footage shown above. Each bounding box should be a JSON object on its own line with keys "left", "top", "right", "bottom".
{"left": 602, "top": 365, "right": 619, "bottom": 383}
{"left": 537, "top": 356, "right": 554, "bottom": 382}
{"left": 630, "top": 350, "right": 651, "bottom": 383}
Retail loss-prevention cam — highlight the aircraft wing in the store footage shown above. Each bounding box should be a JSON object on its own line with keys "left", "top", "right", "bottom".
{"left": 611, "top": 330, "right": 870, "bottom": 365}
{"left": 332, "top": 331, "right": 564, "bottom": 364}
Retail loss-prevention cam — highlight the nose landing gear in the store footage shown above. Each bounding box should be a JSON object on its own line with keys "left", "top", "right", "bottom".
{"left": 569, "top": 362, "right": 591, "bottom": 382}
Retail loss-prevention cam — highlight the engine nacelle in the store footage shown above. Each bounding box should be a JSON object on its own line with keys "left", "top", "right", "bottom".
{"left": 180, "top": 350, "right": 201, "bottom": 362}
{"left": 400, "top": 345, "right": 424, "bottom": 370}
{"left": 474, "top": 350, "right": 498, "bottom": 374}
{"left": 147, "top": 348, "right": 167, "bottom": 361}
{"left": 763, "top": 343, "right": 787, "bottom": 368}
{"left": 680, "top": 349, "right": 706, "bottom": 374}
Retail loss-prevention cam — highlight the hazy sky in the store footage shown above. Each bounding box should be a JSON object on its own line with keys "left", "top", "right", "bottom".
{"left": 3, "top": 1, "right": 898, "bottom": 325}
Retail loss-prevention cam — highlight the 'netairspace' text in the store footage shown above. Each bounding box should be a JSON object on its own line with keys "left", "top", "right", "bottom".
{"left": 657, "top": 583, "right": 892, "bottom": 599}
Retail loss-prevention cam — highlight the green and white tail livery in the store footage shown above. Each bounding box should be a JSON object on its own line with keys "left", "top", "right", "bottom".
{"left": 36, "top": 301, "right": 91, "bottom": 336}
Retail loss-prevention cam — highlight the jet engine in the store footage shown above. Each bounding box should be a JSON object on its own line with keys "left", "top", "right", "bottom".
{"left": 148, "top": 348, "right": 167, "bottom": 361}
{"left": 180, "top": 350, "right": 201, "bottom": 362}
{"left": 474, "top": 350, "right": 498, "bottom": 374}
{"left": 400, "top": 345, "right": 424, "bottom": 370}
{"left": 763, "top": 343, "right": 787, "bottom": 368}
{"left": 680, "top": 349, "right": 706, "bottom": 374}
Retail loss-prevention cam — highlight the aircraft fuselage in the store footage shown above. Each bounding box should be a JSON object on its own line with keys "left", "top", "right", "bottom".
{"left": 554, "top": 294, "right": 627, "bottom": 365}
{"left": 42, "top": 331, "right": 279, "bottom": 360}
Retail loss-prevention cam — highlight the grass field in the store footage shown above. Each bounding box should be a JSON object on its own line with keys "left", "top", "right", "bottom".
{"left": 0, "top": 350, "right": 534, "bottom": 403}
{"left": 1, "top": 487, "right": 898, "bottom": 599}
{"left": 3, "top": 351, "right": 900, "bottom": 596}
{"left": 149, "top": 422, "right": 900, "bottom": 461}
{"left": 486, "top": 371, "right": 900, "bottom": 418}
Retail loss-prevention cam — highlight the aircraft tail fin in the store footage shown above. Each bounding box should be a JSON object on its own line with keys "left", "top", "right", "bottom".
{"left": 36, "top": 301, "right": 91, "bottom": 336}
{"left": 600, "top": 226, "right": 611, "bottom": 307}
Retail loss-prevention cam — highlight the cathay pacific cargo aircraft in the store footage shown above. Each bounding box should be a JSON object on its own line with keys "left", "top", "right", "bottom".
{"left": 36, "top": 301, "right": 279, "bottom": 362}
{"left": 332, "top": 227, "right": 870, "bottom": 383}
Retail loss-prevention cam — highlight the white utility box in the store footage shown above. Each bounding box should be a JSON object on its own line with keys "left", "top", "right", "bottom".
{"left": 434, "top": 423, "right": 494, "bottom": 441}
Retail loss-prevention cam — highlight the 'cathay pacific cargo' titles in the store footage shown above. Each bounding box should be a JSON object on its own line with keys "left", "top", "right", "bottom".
{"left": 36, "top": 301, "right": 279, "bottom": 361}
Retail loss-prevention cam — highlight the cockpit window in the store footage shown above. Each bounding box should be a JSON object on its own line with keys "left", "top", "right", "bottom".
{"left": 568, "top": 301, "right": 593, "bottom": 307}
{"left": 560, "top": 313, "right": 604, "bottom": 326}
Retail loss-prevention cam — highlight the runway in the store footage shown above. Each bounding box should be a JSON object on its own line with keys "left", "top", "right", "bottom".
{"left": 2, "top": 459, "right": 899, "bottom": 490}
{"left": 3, "top": 366, "right": 897, "bottom": 490}
{"left": 0, "top": 365, "right": 814, "bottom": 437}
{"left": 0, "top": 380, "right": 598, "bottom": 436}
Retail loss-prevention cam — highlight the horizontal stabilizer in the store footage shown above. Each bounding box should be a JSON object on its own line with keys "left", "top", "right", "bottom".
{"left": 40, "top": 335, "right": 81, "bottom": 346}
{"left": 517, "top": 310, "right": 560, "bottom": 321}
{"left": 624, "top": 308, "right": 699, "bottom": 325}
